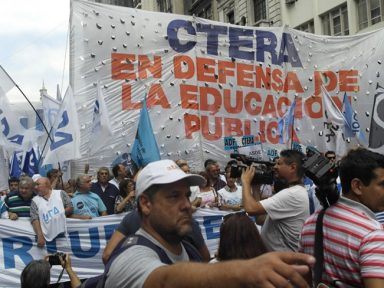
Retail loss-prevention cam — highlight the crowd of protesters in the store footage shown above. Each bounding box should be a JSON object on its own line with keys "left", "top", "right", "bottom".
{"left": 1, "top": 147, "right": 384, "bottom": 287}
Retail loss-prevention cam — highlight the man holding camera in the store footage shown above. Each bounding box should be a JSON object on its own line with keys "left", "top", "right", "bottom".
{"left": 300, "top": 148, "right": 384, "bottom": 287}
{"left": 242, "top": 149, "right": 310, "bottom": 252}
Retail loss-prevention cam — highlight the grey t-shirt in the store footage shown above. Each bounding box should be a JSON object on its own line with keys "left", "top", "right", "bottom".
{"left": 260, "top": 185, "right": 309, "bottom": 252}
{"left": 105, "top": 228, "right": 190, "bottom": 288}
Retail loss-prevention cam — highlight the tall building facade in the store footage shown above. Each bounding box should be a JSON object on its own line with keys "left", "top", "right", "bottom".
{"left": 99, "top": 0, "right": 384, "bottom": 36}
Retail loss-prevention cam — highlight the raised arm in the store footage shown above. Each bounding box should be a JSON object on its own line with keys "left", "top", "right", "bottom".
{"left": 241, "top": 166, "right": 266, "bottom": 216}
{"left": 144, "top": 251, "right": 314, "bottom": 288}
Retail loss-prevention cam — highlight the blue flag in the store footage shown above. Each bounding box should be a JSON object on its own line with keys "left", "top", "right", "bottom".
{"left": 130, "top": 98, "right": 161, "bottom": 167}
{"left": 278, "top": 98, "right": 296, "bottom": 144}
{"left": 9, "top": 152, "right": 21, "bottom": 178}
{"left": 22, "top": 148, "right": 39, "bottom": 176}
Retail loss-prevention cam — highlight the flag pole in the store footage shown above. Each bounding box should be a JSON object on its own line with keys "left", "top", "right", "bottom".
{"left": 290, "top": 95, "right": 297, "bottom": 149}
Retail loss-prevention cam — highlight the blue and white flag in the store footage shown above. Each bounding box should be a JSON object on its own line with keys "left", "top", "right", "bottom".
{"left": 22, "top": 148, "right": 39, "bottom": 176}
{"left": 89, "top": 83, "right": 113, "bottom": 155}
{"left": 131, "top": 97, "right": 161, "bottom": 167}
{"left": 342, "top": 92, "right": 367, "bottom": 145}
{"left": 277, "top": 97, "right": 296, "bottom": 144}
{"left": 42, "top": 86, "right": 81, "bottom": 165}
{"left": 321, "top": 86, "right": 348, "bottom": 157}
{"left": 0, "top": 67, "right": 43, "bottom": 152}
{"left": 9, "top": 151, "right": 22, "bottom": 178}
{"left": 41, "top": 93, "right": 61, "bottom": 130}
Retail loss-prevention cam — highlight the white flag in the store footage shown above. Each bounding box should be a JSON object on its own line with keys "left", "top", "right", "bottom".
{"left": 42, "top": 86, "right": 81, "bottom": 165}
{"left": 0, "top": 66, "right": 15, "bottom": 93}
{"left": 321, "top": 86, "right": 348, "bottom": 157}
{"left": 88, "top": 83, "right": 113, "bottom": 154}
{"left": 0, "top": 147, "right": 8, "bottom": 191}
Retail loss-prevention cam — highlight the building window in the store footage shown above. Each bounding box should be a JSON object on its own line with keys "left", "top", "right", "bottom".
{"left": 321, "top": 4, "right": 349, "bottom": 36}
{"left": 253, "top": 0, "right": 267, "bottom": 22}
{"left": 158, "top": 0, "right": 172, "bottom": 13}
{"left": 357, "top": 0, "right": 383, "bottom": 30}
{"left": 295, "top": 20, "right": 315, "bottom": 33}
{"left": 198, "top": 4, "right": 212, "bottom": 20}
{"left": 227, "top": 10, "right": 235, "bottom": 24}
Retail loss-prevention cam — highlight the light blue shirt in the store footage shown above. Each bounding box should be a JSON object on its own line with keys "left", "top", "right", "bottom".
{"left": 71, "top": 191, "right": 107, "bottom": 217}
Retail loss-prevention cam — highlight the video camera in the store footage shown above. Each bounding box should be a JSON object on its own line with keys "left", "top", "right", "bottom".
{"left": 303, "top": 147, "right": 339, "bottom": 207}
{"left": 229, "top": 153, "right": 274, "bottom": 185}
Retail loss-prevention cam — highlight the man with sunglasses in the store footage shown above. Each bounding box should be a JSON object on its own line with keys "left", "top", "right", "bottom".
{"left": 103, "top": 159, "right": 315, "bottom": 288}
{"left": 242, "top": 149, "right": 310, "bottom": 252}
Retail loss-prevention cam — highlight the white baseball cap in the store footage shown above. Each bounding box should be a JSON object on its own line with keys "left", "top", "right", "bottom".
{"left": 136, "top": 159, "right": 206, "bottom": 199}
{"left": 32, "top": 174, "right": 42, "bottom": 182}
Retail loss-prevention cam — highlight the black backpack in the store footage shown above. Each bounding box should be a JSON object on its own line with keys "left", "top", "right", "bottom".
{"left": 82, "top": 234, "right": 203, "bottom": 288}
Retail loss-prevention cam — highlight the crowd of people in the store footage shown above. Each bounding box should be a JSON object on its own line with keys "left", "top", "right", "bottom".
{"left": 1, "top": 147, "right": 384, "bottom": 287}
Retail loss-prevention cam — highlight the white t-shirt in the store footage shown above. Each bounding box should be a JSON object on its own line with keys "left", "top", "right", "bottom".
{"left": 260, "top": 185, "right": 309, "bottom": 252}
{"left": 217, "top": 185, "right": 242, "bottom": 206}
{"left": 32, "top": 190, "right": 66, "bottom": 241}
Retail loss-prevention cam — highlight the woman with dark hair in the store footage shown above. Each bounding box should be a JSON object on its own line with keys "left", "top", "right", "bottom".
{"left": 216, "top": 212, "right": 267, "bottom": 261}
{"left": 21, "top": 254, "right": 81, "bottom": 288}
{"left": 114, "top": 178, "right": 136, "bottom": 213}
{"left": 195, "top": 171, "right": 219, "bottom": 208}
{"left": 21, "top": 260, "right": 50, "bottom": 288}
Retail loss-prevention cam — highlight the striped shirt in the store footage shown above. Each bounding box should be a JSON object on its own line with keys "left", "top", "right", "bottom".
{"left": 300, "top": 197, "right": 384, "bottom": 287}
{"left": 375, "top": 211, "right": 384, "bottom": 225}
{"left": 4, "top": 191, "right": 36, "bottom": 218}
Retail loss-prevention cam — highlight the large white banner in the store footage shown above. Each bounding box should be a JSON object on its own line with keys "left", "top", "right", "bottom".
{"left": 70, "top": 0, "right": 384, "bottom": 174}
{"left": 0, "top": 209, "right": 230, "bottom": 287}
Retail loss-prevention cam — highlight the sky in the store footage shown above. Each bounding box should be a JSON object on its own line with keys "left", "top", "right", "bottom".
{"left": 0, "top": 0, "right": 70, "bottom": 102}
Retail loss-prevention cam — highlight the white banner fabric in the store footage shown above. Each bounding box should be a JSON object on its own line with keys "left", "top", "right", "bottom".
{"left": 0, "top": 208, "right": 233, "bottom": 287}
{"left": 70, "top": 0, "right": 384, "bottom": 174}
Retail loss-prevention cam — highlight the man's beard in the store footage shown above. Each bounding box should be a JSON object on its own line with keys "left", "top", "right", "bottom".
{"left": 156, "top": 218, "right": 192, "bottom": 245}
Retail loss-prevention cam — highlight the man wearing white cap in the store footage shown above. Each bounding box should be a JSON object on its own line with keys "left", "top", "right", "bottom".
{"left": 104, "top": 159, "right": 315, "bottom": 288}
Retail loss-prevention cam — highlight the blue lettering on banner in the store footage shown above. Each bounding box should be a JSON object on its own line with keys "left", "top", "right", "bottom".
{"left": 3, "top": 236, "right": 33, "bottom": 269}
{"left": 42, "top": 206, "right": 60, "bottom": 224}
{"left": 46, "top": 233, "right": 66, "bottom": 254}
{"left": 167, "top": 20, "right": 196, "bottom": 53}
{"left": 224, "top": 135, "right": 255, "bottom": 150}
{"left": 104, "top": 224, "right": 118, "bottom": 241}
{"left": 166, "top": 20, "right": 303, "bottom": 67}
{"left": 50, "top": 111, "right": 73, "bottom": 150}
{"left": 229, "top": 27, "right": 254, "bottom": 61}
{"left": 292, "top": 142, "right": 302, "bottom": 152}
{"left": 224, "top": 136, "right": 238, "bottom": 151}
{"left": 196, "top": 23, "right": 227, "bottom": 55}
{"left": 203, "top": 216, "right": 222, "bottom": 240}
{"left": 267, "top": 148, "right": 278, "bottom": 158}
{"left": 69, "top": 227, "right": 100, "bottom": 258}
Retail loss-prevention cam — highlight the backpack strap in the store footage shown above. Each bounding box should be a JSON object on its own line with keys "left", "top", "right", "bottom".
{"left": 83, "top": 234, "right": 197, "bottom": 288}
{"left": 181, "top": 240, "right": 203, "bottom": 262}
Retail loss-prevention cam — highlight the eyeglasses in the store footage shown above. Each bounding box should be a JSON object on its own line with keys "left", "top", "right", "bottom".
{"left": 222, "top": 211, "right": 247, "bottom": 223}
